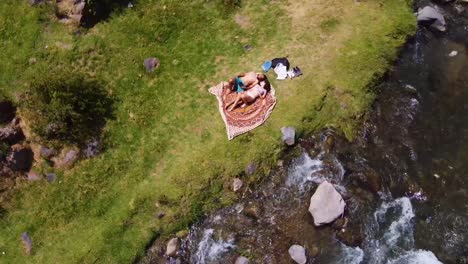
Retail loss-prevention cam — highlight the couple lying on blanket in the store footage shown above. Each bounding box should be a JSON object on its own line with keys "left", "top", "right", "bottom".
{"left": 224, "top": 71, "right": 271, "bottom": 111}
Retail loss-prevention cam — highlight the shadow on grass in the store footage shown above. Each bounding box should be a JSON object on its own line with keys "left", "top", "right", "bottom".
{"left": 22, "top": 68, "right": 116, "bottom": 147}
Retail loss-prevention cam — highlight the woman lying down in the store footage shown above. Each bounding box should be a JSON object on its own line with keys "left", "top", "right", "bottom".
{"left": 225, "top": 72, "right": 271, "bottom": 112}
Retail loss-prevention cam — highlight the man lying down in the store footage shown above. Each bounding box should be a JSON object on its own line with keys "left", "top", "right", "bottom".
{"left": 224, "top": 71, "right": 271, "bottom": 112}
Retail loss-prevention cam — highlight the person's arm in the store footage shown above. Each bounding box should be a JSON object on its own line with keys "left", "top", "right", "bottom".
{"left": 244, "top": 79, "right": 259, "bottom": 90}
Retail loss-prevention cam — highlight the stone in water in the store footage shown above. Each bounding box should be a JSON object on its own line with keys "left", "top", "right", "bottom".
{"left": 309, "top": 180, "right": 346, "bottom": 226}
{"left": 288, "top": 245, "right": 307, "bottom": 264}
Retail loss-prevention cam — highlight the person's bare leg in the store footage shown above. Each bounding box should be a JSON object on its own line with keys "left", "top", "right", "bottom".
{"left": 228, "top": 94, "right": 242, "bottom": 111}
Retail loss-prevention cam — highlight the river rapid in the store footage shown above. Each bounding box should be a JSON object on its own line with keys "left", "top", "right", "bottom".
{"left": 143, "top": 1, "right": 468, "bottom": 263}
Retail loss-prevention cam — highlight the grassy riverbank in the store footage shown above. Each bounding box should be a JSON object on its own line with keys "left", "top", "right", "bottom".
{"left": 0, "top": 0, "right": 415, "bottom": 262}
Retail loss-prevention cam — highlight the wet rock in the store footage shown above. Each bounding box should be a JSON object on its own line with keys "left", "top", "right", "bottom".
{"left": 417, "top": 6, "right": 446, "bottom": 32}
{"left": 336, "top": 226, "right": 363, "bottom": 247}
{"left": 288, "top": 245, "right": 307, "bottom": 264}
{"left": 404, "top": 84, "right": 418, "bottom": 94}
{"left": 309, "top": 245, "right": 320, "bottom": 258}
{"left": 232, "top": 178, "right": 243, "bottom": 192}
{"left": 235, "top": 256, "right": 250, "bottom": 264}
{"left": 308, "top": 181, "right": 346, "bottom": 226}
{"left": 323, "top": 133, "right": 335, "bottom": 152}
{"left": 332, "top": 217, "right": 348, "bottom": 230}
{"left": 454, "top": 4, "right": 464, "bottom": 14}
{"left": 244, "top": 203, "right": 261, "bottom": 219}
{"left": 246, "top": 162, "right": 256, "bottom": 175}
{"left": 352, "top": 168, "right": 381, "bottom": 193}
{"left": 27, "top": 171, "right": 41, "bottom": 181}
{"left": 144, "top": 57, "right": 160, "bottom": 73}
{"left": 6, "top": 144, "right": 34, "bottom": 172}
{"left": 281, "top": 127, "right": 295, "bottom": 146}
{"left": 165, "top": 237, "right": 179, "bottom": 257}
{"left": 39, "top": 146, "right": 56, "bottom": 159}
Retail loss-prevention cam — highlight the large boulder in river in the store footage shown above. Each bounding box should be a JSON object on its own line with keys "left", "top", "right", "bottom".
{"left": 417, "top": 6, "right": 446, "bottom": 32}
{"left": 309, "top": 181, "right": 346, "bottom": 226}
{"left": 288, "top": 245, "right": 307, "bottom": 264}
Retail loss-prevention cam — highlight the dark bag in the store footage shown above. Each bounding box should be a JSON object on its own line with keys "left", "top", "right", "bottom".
{"left": 271, "top": 57, "right": 290, "bottom": 71}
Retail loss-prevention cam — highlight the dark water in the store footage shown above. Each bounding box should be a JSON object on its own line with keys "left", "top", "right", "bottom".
{"left": 142, "top": 2, "right": 468, "bottom": 263}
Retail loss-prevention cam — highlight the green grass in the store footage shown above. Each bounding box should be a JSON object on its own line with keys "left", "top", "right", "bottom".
{"left": 0, "top": 0, "right": 415, "bottom": 263}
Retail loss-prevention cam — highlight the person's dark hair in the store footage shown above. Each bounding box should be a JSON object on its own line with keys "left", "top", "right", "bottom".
{"left": 260, "top": 74, "right": 271, "bottom": 92}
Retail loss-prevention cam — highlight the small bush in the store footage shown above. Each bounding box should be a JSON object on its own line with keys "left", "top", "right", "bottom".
{"left": 23, "top": 69, "right": 114, "bottom": 145}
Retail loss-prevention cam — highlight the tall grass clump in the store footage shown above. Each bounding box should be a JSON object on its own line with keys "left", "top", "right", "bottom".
{"left": 22, "top": 69, "right": 114, "bottom": 145}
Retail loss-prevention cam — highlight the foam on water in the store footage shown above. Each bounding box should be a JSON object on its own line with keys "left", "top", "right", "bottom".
{"left": 388, "top": 250, "right": 443, "bottom": 264}
{"left": 286, "top": 152, "right": 345, "bottom": 191}
{"left": 336, "top": 245, "right": 364, "bottom": 264}
{"left": 193, "top": 229, "right": 235, "bottom": 263}
{"left": 286, "top": 152, "right": 324, "bottom": 189}
{"left": 338, "top": 197, "right": 441, "bottom": 264}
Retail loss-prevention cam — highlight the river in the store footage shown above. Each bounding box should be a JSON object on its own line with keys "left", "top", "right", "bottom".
{"left": 143, "top": 1, "right": 468, "bottom": 263}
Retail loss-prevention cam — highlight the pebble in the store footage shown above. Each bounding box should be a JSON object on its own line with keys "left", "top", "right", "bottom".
{"left": 232, "top": 178, "right": 243, "bottom": 192}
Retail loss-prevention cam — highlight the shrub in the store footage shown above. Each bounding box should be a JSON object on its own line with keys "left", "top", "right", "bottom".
{"left": 23, "top": 69, "right": 113, "bottom": 145}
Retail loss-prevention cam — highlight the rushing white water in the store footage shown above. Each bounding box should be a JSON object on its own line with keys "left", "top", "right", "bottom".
{"left": 338, "top": 197, "right": 441, "bottom": 264}
{"left": 387, "top": 250, "right": 442, "bottom": 264}
{"left": 193, "top": 229, "right": 235, "bottom": 263}
{"left": 286, "top": 152, "right": 345, "bottom": 191}
{"left": 336, "top": 245, "right": 365, "bottom": 264}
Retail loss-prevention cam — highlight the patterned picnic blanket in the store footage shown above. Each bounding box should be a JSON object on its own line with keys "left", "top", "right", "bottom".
{"left": 209, "top": 82, "right": 277, "bottom": 140}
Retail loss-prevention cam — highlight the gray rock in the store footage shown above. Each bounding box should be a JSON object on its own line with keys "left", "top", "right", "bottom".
{"left": 232, "top": 178, "right": 243, "bottom": 192}
{"left": 27, "top": 171, "right": 41, "bottom": 181}
{"left": 288, "top": 245, "right": 307, "bottom": 264}
{"left": 165, "top": 238, "right": 179, "bottom": 257}
{"left": 309, "top": 181, "right": 346, "bottom": 226}
{"left": 46, "top": 173, "right": 56, "bottom": 183}
{"left": 235, "top": 256, "right": 250, "bottom": 264}
{"left": 21, "top": 232, "right": 32, "bottom": 255}
{"left": 144, "top": 57, "right": 160, "bottom": 73}
{"left": 0, "top": 126, "right": 24, "bottom": 145}
{"left": 417, "top": 6, "right": 446, "bottom": 32}
{"left": 246, "top": 162, "right": 256, "bottom": 175}
{"left": 84, "top": 139, "right": 101, "bottom": 158}
{"left": 40, "top": 146, "right": 56, "bottom": 159}
{"left": 281, "top": 127, "right": 295, "bottom": 146}
{"left": 60, "top": 150, "right": 79, "bottom": 168}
